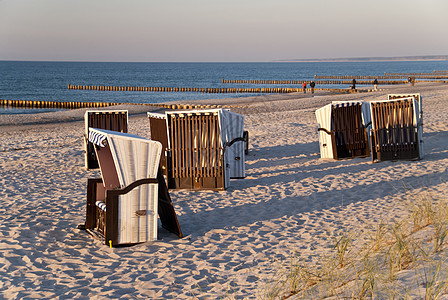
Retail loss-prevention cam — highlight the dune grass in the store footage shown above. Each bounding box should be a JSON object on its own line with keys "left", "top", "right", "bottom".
{"left": 262, "top": 191, "right": 448, "bottom": 299}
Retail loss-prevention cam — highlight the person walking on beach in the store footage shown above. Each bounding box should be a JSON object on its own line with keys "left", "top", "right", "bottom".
{"left": 351, "top": 78, "right": 357, "bottom": 90}
{"left": 373, "top": 78, "right": 378, "bottom": 91}
{"left": 408, "top": 76, "right": 416, "bottom": 86}
{"left": 310, "top": 81, "right": 316, "bottom": 94}
{"left": 302, "top": 82, "right": 307, "bottom": 93}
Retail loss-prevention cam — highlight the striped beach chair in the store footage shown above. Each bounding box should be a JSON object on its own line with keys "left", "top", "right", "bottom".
{"left": 84, "top": 128, "right": 182, "bottom": 246}
{"left": 148, "top": 109, "right": 246, "bottom": 190}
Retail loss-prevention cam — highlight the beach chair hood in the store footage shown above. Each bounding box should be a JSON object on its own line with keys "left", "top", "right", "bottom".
{"left": 89, "top": 128, "right": 162, "bottom": 186}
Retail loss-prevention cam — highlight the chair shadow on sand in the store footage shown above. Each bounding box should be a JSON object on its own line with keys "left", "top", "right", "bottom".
{"left": 175, "top": 129, "right": 448, "bottom": 237}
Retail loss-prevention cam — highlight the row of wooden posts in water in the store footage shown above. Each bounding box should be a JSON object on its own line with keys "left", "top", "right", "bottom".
{"left": 0, "top": 99, "right": 234, "bottom": 110}
{"left": 67, "top": 84, "right": 292, "bottom": 93}
{"left": 67, "top": 84, "right": 383, "bottom": 94}
{"left": 66, "top": 72, "right": 448, "bottom": 94}
{"left": 5, "top": 70, "right": 447, "bottom": 110}
{"left": 68, "top": 84, "right": 316, "bottom": 94}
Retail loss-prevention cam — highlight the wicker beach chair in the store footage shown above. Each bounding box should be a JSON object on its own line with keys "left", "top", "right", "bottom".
{"left": 84, "top": 128, "right": 182, "bottom": 246}
{"left": 84, "top": 110, "right": 128, "bottom": 169}
{"left": 315, "top": 101, "right": 371, "bottom": 159}
{"left": 369, "top": 97, "right": 423, "bottom": 162}
{"left": 148, "top": 109, "right": 246, "bottom": 190}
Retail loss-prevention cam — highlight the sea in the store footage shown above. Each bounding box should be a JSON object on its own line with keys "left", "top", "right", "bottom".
{"left": 1, "top": 60, "right": 448, "bottom": 114}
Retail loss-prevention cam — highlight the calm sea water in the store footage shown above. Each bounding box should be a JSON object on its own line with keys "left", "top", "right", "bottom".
{"left": 1, "top": 60, "right": 448, "bottom": 114}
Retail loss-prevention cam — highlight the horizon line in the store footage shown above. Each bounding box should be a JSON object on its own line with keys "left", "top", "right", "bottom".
{"left": 1, "top": 55, "right": 448, "bottom": 64}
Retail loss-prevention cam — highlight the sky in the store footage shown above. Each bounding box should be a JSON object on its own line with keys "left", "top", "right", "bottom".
{"left": 1, "top": 0, "right": 447, "bottom": 62}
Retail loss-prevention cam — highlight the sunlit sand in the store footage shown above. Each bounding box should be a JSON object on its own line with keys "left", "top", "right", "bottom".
{"left": 1, "top": 82, "right": 448, "bottom": 298}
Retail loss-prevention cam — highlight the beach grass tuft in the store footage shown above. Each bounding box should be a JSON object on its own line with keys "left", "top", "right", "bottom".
{"left": 261, "top": 191, "right": 448, "bottom": 299}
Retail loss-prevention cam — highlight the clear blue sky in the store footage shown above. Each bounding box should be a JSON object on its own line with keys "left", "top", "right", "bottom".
{"left": 1, "top": 0, "right": 447, "bottom": 62}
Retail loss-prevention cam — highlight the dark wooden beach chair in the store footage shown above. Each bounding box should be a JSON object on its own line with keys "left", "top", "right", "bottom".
{"left": 84, "top": 128, "right": 182, "bottom": 247}
{"left": 148, "top": 109, "right": 246, "bottom": 190}
{"left": 84, "top": 110, "right": 128, "bottom": 169}
{"left": 316, "top": 101, "right": 371, "bottom": 159}
{"left": 370, "top": 97, "right": 423, "bottom": 162}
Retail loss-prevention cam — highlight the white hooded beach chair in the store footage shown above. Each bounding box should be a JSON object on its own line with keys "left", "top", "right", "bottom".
{"left": 148, "top": 109, "right": 246, "bottom": 190}
{"left": 84, "top": 128, "right": 182, "bottom": 246}
{"left": 370, "top": 97, "right": 423, "bottom": 162}
{"left": 84, "top": 110, "right": 128, "bottom": 169}
{"left": 315, "top": 101, "right": 371, "bottom": 159}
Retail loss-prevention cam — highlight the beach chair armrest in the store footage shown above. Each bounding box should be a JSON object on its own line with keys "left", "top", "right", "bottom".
{"left": 317, "top": 128, "right": 333, "bottom": 135}
{"left": 223, "top": 136, "right": 246, "bottom": 149}
{"left": 107, "top": 178, "right": 159, "bottom": 198}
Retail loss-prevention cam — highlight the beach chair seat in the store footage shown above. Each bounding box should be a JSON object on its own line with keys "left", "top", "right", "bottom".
{"left": 370, "top": 97, "right": 423, "bottom": 162}
{"left": 148, "top": 109, "right": 246, "bottom": 190}
{"left": 315, "top": 101, "right": 371, "bottom": 159}
{"left": 84, "top": 110, "right": 128, "bottom": 169}
{"left": 84, "top": 128, "right": 182, "bottom": 246}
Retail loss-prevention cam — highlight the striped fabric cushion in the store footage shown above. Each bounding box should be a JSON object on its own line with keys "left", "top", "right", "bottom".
{"left": 95, "top": 201, "right": 106, "bottom": 211}
{"left": 89, "top": 130, "right": 108, "bottom": 147}
{"left": 147, "top": 112, "right": 166, "bottom": 119}
{"left": 333, "top": 101, "right": 362, "bottom": 108}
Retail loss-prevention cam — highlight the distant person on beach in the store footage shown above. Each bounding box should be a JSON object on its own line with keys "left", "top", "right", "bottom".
{"left": 302, "top": 82, "right": 307, "bottom": 93}
{"left": 310, "top": 81, "right": 316, "bottom": 94}
{"left": 373, "top": 78, "right": 378, "bottom": 91}
{"left": 411, "top": 77, "right": 415, "bottom": 86}
{"left": 352, "top": 78, "right": 356, "bottom": 90}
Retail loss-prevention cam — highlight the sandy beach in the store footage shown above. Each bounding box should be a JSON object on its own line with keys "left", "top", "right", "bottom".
{"left": 1, "top": 82, "right": 448, "bottom": 299}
